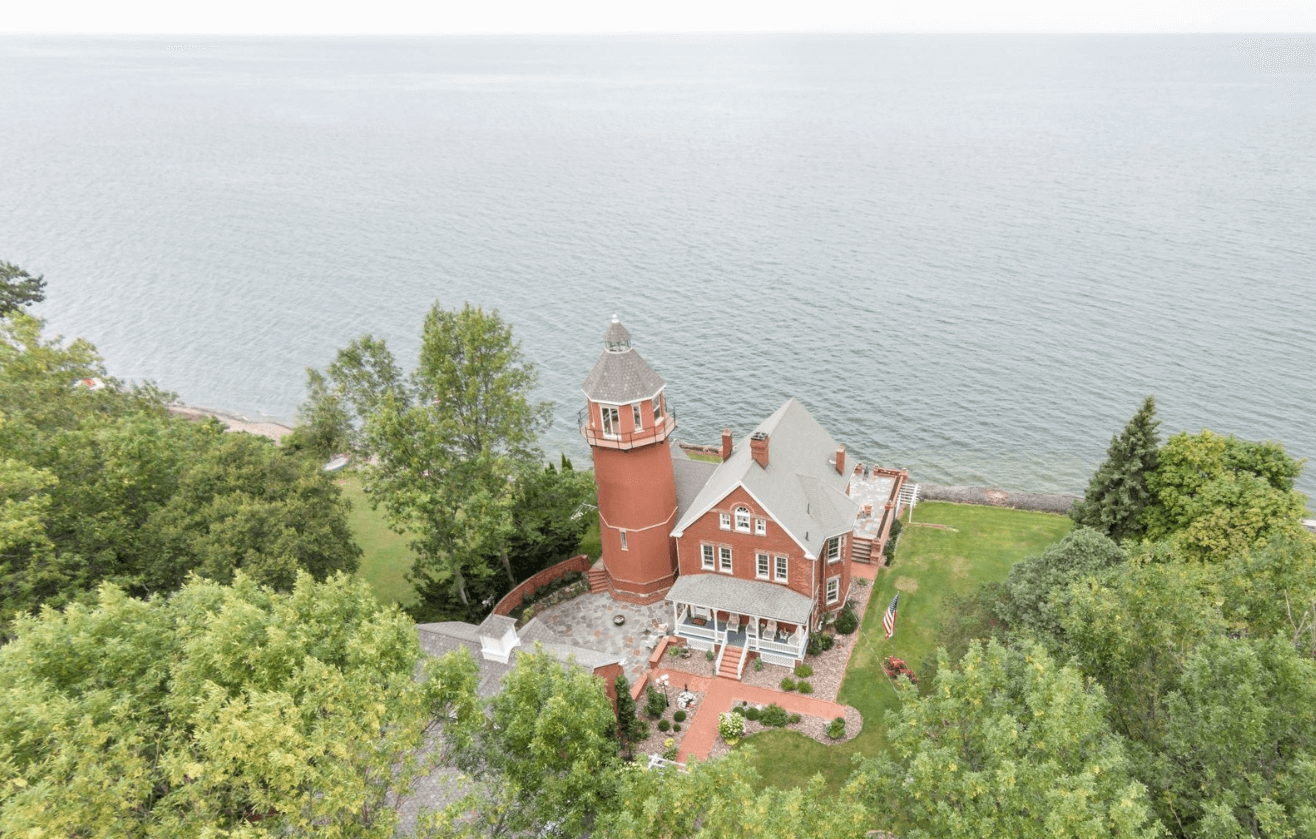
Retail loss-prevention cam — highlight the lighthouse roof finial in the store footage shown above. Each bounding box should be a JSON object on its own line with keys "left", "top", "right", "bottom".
{"left": 603, "top": 316, "right": 631, "bottom": 352}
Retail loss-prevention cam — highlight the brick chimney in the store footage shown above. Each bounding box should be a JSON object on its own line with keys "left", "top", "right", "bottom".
{"left": 721, "top": 428, "right": 733, "bottom": 461}
{"left": 750, "top": 432, "right": 770, "bottom": 469}
{"left": 834, "top": 444, "right": 846, "bottom": 475}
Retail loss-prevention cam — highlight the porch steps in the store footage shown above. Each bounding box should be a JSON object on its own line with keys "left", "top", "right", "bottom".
{"left": 587, "top": 564, "right": 610, "bottom": 594}
{"left": 850, "top": 535, "right": 874, "bottom": 564}
{"left": 718, "top": 645, "right": 744, "bottom": 681}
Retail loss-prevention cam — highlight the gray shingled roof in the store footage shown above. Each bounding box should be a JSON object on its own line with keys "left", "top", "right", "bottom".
{"left": 665, "top": 574, "right": 814, "bottom": 625}
{"left": 581, "top": 347, "right": 666, "bottom": 403}
{"left": 415, "top": 618, "right": 620, "bottom": 699}
{"left": 671, "top": 397, "right": 859, "bottom": 558}
{"left": 603, "top": 319, "right": 631, "bottom": 348}
{"left": 672, "top": 454, "right": 718, "bottom": 522}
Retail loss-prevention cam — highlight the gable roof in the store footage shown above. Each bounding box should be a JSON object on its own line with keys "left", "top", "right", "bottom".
{"left": 671, "top": 398, "right": 859, "bottom": 558}
{"left": 581, "top": 346, "right": 666, "bottom": 404}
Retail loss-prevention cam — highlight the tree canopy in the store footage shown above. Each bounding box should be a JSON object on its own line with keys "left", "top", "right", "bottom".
{"left": 0, "top": 260, "right": 46, "bottom": 314}
{"left": 0, "top": 313, "right": 359, "bottom": 630}
{"left": 0, "top": 572, "right": 479, "bottom": 838}
{"left": 1141, "top": 430, "right": 1307, "bottom": 562}
{"left": 299, "top": 302, "right": 590, "bottom": 622}
{"left": 856, "top": 638, "right": 1161, "bottom": 839}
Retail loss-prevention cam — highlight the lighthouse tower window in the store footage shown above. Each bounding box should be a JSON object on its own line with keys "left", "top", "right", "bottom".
{"left": 652, "top": 395, "right": 662, "bottom": 421}
{"left": 601, "top": 406, "right": 619, "bottom": 437}
{"left": 632, "top": 403, "right": 643, "bottom": 430}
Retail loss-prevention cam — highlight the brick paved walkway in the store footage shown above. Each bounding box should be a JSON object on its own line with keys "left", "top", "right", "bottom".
{"left": 674, "top": 671, "right": 850, "bottom": 762}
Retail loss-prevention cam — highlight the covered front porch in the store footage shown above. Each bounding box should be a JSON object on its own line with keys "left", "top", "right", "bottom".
{"left": 665, "top": 575, "right": 813, "bottom": 675}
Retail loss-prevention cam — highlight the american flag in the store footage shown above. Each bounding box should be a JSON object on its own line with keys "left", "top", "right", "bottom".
{"left": 882, "top": 593, "right": 900, "bottom": 639}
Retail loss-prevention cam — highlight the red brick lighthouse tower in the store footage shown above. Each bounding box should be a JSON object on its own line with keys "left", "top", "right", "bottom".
{"left": 581, "top": 317, "right": 679, "bottom": 603}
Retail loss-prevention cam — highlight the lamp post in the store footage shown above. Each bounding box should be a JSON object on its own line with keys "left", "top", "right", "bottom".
{"left": 658, "top": 673, "right": 670, "bottom": 710}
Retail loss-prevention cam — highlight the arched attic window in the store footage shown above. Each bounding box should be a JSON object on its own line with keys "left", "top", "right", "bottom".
{"left": 735, "top": 506, "right": 751, "bottom": 532}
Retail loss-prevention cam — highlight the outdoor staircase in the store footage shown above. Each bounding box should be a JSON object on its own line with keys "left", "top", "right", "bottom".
{"left": 850, "top": 535, "right": 874, "bottom": 563}
{"left": 587, "top": 562, "right": 610, "bottom": 594}
{"left": 718, "top": 645, "right": 744, "bottom": 681}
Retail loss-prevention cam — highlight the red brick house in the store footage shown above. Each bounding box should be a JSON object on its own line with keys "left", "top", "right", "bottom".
{"left": 665, "top": 398, "right": 858, "bottom": 671}
{"left": 580, "top": 319, "right": 905, "bottom": 675}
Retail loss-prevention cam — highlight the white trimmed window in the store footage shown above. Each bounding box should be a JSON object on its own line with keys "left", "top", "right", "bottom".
{"left": 719, "top": 512, "right": 731, "bottom": 530}
{"left": 719, "top": 546, "right": 733, "bottom": 573}
{"left": 652, "top": 395, "right": 662, "bottom": 421}
{"left": 632, "top": 403, "right": 643, "bottom": 429}
{"left": 620, "top": 530, "right": 628, "bottom": 551}
{"left": 775, "top": 555, "right": 789, "bottom": 583}
{"left": 755, "top": 518, "right": 766, "bottom": 535}
{"left": 735, "top": 506, "right": 751, "bottom": 532}
{"left": 826, "top": 576, "right": 840, "bottom": 604}
{"left": 825, "top": 535, "right": 842, "bottom": 563}
{"left": 756, "top": 553, "right": 770, "bottom": 579}
{"left": 701, "top": 544, "right": 715, "bottom": 570}
{"left": 602, "top": 406, "right": 619, "bottom": 437}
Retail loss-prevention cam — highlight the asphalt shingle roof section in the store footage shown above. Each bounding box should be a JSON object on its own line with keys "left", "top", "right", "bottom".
{"left": 671, "top": 397, "right": 860, "bottom": 558}
{"left": 581, "top": 346, "right": 667, "bottom": 404}
{"left": 415, "top": 618, "right": 621, "bottom": 699}
{"left": 665, "top": 573, "right": 815, "bottom": 625}
{"left": 672, "top": 454, "right": 718, "bottom": 522}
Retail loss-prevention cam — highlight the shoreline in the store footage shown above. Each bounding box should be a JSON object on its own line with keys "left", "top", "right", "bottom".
{"left": 167, "top": 403, "right": 294, "bottom": 443}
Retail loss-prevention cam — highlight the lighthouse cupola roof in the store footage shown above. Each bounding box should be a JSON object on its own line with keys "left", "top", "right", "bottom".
{"left": 582, "top": 317, "right": 666, "bottom": 403}
{"left": 603, "top": 315, "right": 631, "bottom": 352}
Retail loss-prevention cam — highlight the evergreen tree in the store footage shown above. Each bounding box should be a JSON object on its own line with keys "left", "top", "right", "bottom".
{"left": 1071, "top": 395, "right": 1160, "bottom": 541}
{"left": 613, "top": 674, "right": 648, "bottom": 758}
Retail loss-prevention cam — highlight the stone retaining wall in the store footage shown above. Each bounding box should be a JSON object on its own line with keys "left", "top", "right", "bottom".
{"left": 491, "top": 554, "right": 593, "bottom": 616}
{"left": 918, "top": 484, "right": 1079, "bottom": 515}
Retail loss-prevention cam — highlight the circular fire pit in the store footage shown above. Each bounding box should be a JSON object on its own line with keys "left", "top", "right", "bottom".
{"left": 612, "top": 614, "right": 626, "bottom": 626}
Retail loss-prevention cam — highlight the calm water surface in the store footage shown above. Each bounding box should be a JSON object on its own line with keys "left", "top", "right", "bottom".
{"left": 2, "top": 34, "right": 1314, "bottom": 501}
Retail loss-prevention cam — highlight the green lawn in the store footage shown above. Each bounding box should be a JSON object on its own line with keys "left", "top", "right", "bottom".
{"left": 337, "top": 473, "right": 419, "bottom": 607}
{"left": 734, "top": 501, "right": 1073, "bottom": 791}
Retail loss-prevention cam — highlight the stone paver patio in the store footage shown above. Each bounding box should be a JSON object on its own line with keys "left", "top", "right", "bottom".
{"left": 534, "top": 592, "right": 671, "bottom": 685}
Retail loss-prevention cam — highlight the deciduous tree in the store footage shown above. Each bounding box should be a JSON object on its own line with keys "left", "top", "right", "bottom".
{"left": 856, "top": 639, "right": 1162, "bottom": 839}
{"left": 1141, "top": 430, "right": 1307, "bottom": 562}
{"left": 997, "top": 526, "right": 1126, "bottom": 646}
{"left": 304, "top": 302, "right": 562, "bottom": 622}
{"left": 426, "top": 647, "right": 620, "bottom": 838}
{"left": 0, "top": 573, "right": 480, "bottom": 838}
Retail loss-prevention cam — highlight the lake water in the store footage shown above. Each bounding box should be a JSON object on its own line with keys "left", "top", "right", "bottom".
{"left": 3, "top": 34, "right": 1314, "bottom": 501}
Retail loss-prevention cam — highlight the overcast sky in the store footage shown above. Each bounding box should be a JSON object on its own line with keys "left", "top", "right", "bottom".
{"left": 4, "top": 0, "right": 1315, "bottom": 35}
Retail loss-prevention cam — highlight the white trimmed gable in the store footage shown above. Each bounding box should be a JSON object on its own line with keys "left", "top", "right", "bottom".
{"left": 670, "top": 398, "right": 860, "bottom": 558}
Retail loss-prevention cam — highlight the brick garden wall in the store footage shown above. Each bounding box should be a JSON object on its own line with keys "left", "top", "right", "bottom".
{"left": 491, "top": 554, "right": 593, "bottom": 617}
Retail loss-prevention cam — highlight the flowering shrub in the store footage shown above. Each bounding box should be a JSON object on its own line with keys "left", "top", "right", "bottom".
{"left": 883, "top": 656, "right": 919, "bottom": 683}
{"left": 719, "top": 711, "right": 745, "bottom": 744}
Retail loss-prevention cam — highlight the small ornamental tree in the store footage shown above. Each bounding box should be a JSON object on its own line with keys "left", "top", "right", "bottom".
{"left": 1071, "top": 395, "right": 1161, "bottom": 542}
{"left": 614, "top": 674, "right": 647, "bottom": 756}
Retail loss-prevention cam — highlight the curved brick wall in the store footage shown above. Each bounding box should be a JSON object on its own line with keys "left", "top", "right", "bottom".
{"left": 492, "top": 554, "right": 593, "bottom": 616}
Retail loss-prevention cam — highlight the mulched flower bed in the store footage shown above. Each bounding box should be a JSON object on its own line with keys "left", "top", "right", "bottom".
{"left": 707, "top": 702, "right": 865, "bottom": 759}
{"left": 737, "top": 577, "right": 875, "bottom": 703}
{"left": 659, "top": 646, "right": 717, "bottom": 679}
{"left": 628, "top": 688, "right": 705, "bottom": 759}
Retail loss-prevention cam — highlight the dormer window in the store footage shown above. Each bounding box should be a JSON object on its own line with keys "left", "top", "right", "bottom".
{"left": 734, "top": 506, "right": 751, "bottom": 532}
{"left": 632, "top": 403, "right": 643, "bottom": 430}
